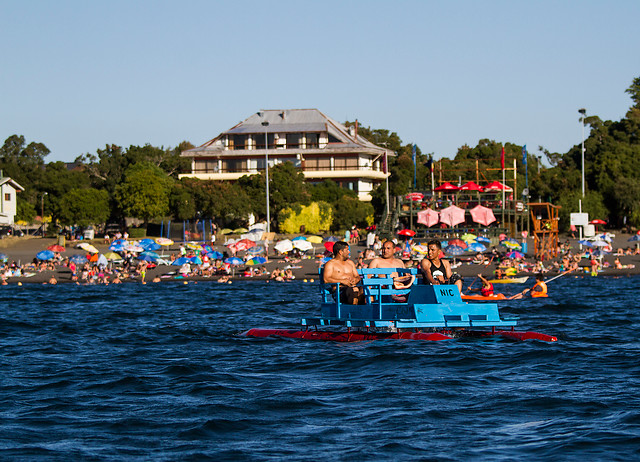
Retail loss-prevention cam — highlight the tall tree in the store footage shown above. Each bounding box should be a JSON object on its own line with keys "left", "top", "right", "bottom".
{"left": 115, "top": 162, "right": 173, "bottom": 225}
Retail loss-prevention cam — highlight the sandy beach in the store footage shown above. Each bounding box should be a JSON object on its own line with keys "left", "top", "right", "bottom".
{"left": 1, "top": 233, "right": 639, "bottom": 286}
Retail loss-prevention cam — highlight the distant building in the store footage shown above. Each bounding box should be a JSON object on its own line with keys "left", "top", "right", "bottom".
{"left": 179, "top": 109, "right": 392, "bottom": 201}
{"left": 0, "top": 177, "right": 24, "bottom": 225}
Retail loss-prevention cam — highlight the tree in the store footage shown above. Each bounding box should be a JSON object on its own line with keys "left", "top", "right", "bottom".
{"left": 115, "top": 162, "right": 173, "bottom": 225}
{"left": 331, "top": 196, "right": 374, "bottom": 231}
{"left": 58, "top": 188, "right": 110, "bottom": 227}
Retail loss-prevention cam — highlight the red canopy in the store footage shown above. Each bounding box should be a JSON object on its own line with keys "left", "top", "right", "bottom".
{"left": 590, "top": 219, "right": 606, "bottom": 225}
{"left": 484, "top": 181, "right": 512, "bottom": 192}
{"left": 458, "top": 181, "right": 484, "bottom": 192}
{"left": 434, "top": 182, "right": 459, "bottom": 192}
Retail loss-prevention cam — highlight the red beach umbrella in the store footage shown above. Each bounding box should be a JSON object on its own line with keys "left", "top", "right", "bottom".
{"left": 470, "top": 205, "right": 497, "bottom": 227}
{"left": 397, "top": 229, "right": 416, "bottom": 237}
{"left": 417, "top": 208, "right": 439, "bottom": 227}
{"left": 47, "top": 244, "right": 65, "bottom": 252}
{"left": 405, "top": 192, "right": 424, "bottom": 201}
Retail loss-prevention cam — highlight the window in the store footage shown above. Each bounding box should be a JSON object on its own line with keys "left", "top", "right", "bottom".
{"left": 233, "top": 135, "right": 247, "bottom": 150}
{"left": 306, "top": 133, "right": 319, "bottom": 148}
{"left": 334, "top": 157, "right": 358, "bottom": 169}
{"left": 222, "top": 159, "right": 247, "bottom": 172}
{"left": 4, "top": 193, "right": 10, "bottom": 201}
{"left": 286, "top": 133, "right": 301, "bottom": 149}
{"left": 305, "top": 157, "right": 330, "bottom": 170}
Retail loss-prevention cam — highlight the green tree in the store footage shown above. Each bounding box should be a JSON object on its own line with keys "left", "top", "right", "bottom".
{"left": 308, "top": 180, "right": 357, "bottom": 203}
{"left": 115, "top": 162, "right": 173, "bottom": 225}
{"left": 58, "top": 188, "right": 110, "bottom": 227}
{"left": 331, "top": 196, "right": 374, "bottom": 231}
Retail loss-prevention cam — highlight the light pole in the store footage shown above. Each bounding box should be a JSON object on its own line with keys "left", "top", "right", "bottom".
{"left": 261, "top": 120, "right": 270, "bottom": 233}
{"left": 579, "top": 108, "right": 586, "bottom": 197}
{"left": 41, "top": 192, "right": 48, "bottom": 238}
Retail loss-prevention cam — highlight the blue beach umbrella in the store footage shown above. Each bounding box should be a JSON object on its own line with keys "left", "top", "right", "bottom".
{"left": 476, "top": 236, "right": 491, "bottom": 244}
{"left": 292, "top": 236, "right": 307, "bottom": 241}
{"left": 172, "top": 257, "right": 191, "bottom": 266}
{"left": 224, "top": 257, "right": 244, "bottom": 265}
{"left": 69, "top": 254, "right": 88, "bottom": 264}
{"left": 578, "top": 240, "right": 593, "bottom": 247}
{"left": 207, "top": 250, "right": 223, "bottom": 260}
{"left": 112, "top": 238, "right": 127, "bottom": 246}
{"left": 202, "top": 245, "right": 214, "bottom": 254}
{"left": 468, "top": 242, "right": 487, "bottom": 252}
{"left": 324, "top": 236, "right": 340, "bottom": 242}
{"left": 0, "top": 252, "right": 8, "bottom": 261}
{"left": 249, "top": 256, "right": 267, "bottom": 265}
{"left": 189, "top": 256, "right": 203, "bottom": 265}
{"left": 444, "top": 245, "right": 466, "bottom": 256}
{"left": 36, "top": 250, "right": 55, "bottom": 261}
{"left": 138, "top": 251, "right": 159, "bottom": 262}
{"left": 628, "top": 235, "right": 640, "bottom": 242}
{"left": 109, "top": 243, "right": 125, "bottom": 251}
{"left": 246, "top": 245, "right": 265, "bottom": 255}
{"left": 506, "top": 250, "right": 524, "bottom": 259}
{"left": 139, "top": 239, "right": 161, "bottom": 251}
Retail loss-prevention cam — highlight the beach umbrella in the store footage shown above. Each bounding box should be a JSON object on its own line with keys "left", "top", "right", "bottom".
{"left": 104, "top": 252, "right": 122, "bottom": 261}
{"left": 470, "top": 205, "right": 496, "bottom": 227}
{"left": 69, "top": 254, "right": 88, "bottom": 264}
{"left": 628, "top": 234, "right": 640, "bottom": 242}
{"left": 208, "top": 250, "right": 224, "bottom": 260}
{"left": 109, "top": 243, "right": 125, "bottom": 251}
{"left": 324, "top": 236, "right": 340, "bottom": 242}
{"left": 444, "top": 245, "right": 466, "bottom": 256}
{"left": 578, "top": 239, "right": 593, "bottom": 246}
{"left": 397, "top": 229, "right": 416, "bottom": 237}
{"left": 189, "top": 256, "right": 202, "bottom": 265}
{"left": 233, "top": 227, "right": 249, "bottom": 234}
{"left": 249, "top": 256, "right": 267, "bottom": 265}
{"left": 434, "top": 182, "right": 460, "bottom": 192}
{"left": 156, "top": 237, "right": 174, "bottom": 246}
{"left": 417, "top": 208, "right": 439, "bottom": 227}
{"left": 139, "top": 239, "right": 161, "bottom": 251}
{"left": 484, "top": 181, "right": 512, "bottom": 192}
{"left": 201, "top": 244, "right": 214, "bottom": 254}
{"left": 306, "top": 235, "right": 323, "bottom": 244}
{"left": 89, "top": 253, "right": 99, "bottom": 262}
{"left": 172, "top": 257, "right": 191, "bottom": 266}
{"left": 293, "top": 239, "right": 313, "bottom": 251}
{"left": 591, "top": 249, "right": 607, "bottom": 257}
{"left": 439, "top": 205, "right": 466, "bottom": 227}
{"left": 0, "top": 252, "right": 8, "bottom": 261}
{"left": 405, "top": 192, "right": 424, "bottom": 201}
{"left": 274, "top": 239, "right": 293, "bottom": 253}
{"left": 185, "top": 243, "right": 200, "bottom": 250}
{"left": 460, "top": 233, "right": 477, "bottom": 243}
{"left": 447, "top": 238, "right": 468, "bottom": 249}
{"left": 592, "top": 240, "right": 609, "bottom": 247}
{"left": 124, "top": 243, "right": 144, "bottom": 253}
{"left": 412, "top": 244, "right": 429, "bottom": 254}
{"left": 476, "top": 236, "right": 491, "bottom": 244}
{"left": 506, "top": 250, "right": 524, "bottom": 259}
{"left": 140, "top": 251, "right": 160, "bottom": 259}
{"left": 324, "top": 241, "right": 335, "bottom": 253}
{"left": 468, "top": 242, "right": 487, "bottom": 252}
{"left": 220, "top": 228, "right": 233, "bottom": 235}
{"left": 112, "top": 239, "right": 128, "bottom": 246}
{"left": 291, "top": 236, "right": 307, "bottom": 241}
{"left": 224, "top": 257, "right": 244, "bottom": 265}
{"left": 78, "top": 243, "right": 99, "bottom": 253}
{"left": 501, "top": 239, "right": 522, "bottom": 250}
{"left": 36, "top": 250, "right": 55, "bottom": 261}
{"left": 47, "top": 244, "right": 65, "bottom": 252}
{"left": 246, "top": 245, "right": 265, "bottom": 255}
{"left": 235, "top": 239, "right": 256, "bottom": 251}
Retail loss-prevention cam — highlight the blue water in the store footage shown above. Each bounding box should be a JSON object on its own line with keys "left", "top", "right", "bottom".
{"left": 1, "top": 276, "right": 639, "bottom": 460}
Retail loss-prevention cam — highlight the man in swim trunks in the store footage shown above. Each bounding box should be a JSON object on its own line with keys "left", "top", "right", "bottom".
{"left": 369, "top": 240, "right": 414, "bottom": 290}
{"left": 419, "top": 239, "right": 463, "bottom": 292}
{"left": 323, "top": 241, "right": 364, "bottom": 305}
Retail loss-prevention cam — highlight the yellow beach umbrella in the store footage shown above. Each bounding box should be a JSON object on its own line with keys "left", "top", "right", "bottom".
{"left": 104, "top": 252, "right": 122, "bottom": 261}
{"left": 306, "top": 236, "right": 323, "bottom": 244}
{"left": 78, "top": 243, "right": 99, "bottom": 253}
{"left": 220, "top": 228, "right": 233, "bottom": 235}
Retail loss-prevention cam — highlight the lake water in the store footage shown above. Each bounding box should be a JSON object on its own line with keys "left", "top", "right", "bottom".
{"left": 1, "top": 276, "right": 639, "bottom": 460}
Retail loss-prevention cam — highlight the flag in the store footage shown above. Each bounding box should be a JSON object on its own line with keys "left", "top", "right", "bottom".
{"left": 425, "top": 157, "right": 433, "bottom": 173}
{"left": 382, "top": 151, "right": 387, "bottom": 174}
{"left": 501, "top": 146, "right": 505, "bottom": 170}
{"left": 522, "top": 145, "right": 527, "bottom": 166}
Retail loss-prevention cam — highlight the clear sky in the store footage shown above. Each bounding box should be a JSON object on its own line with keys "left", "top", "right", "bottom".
{"left": 1, "top": 0, "right": 639, "bottom": 163}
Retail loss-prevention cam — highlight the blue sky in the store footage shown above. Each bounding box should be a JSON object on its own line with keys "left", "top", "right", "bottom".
{"left": 1, "top": 0, "right": 639, "bottom": 163}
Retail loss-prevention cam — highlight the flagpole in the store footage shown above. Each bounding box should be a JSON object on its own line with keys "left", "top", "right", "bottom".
{"left": 501, "top": 146, "right": 505, "bottom": 233}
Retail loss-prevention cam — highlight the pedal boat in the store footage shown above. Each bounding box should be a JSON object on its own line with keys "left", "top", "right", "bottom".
{"left": 243, "top": 268, "right": 557, "bottom": 342}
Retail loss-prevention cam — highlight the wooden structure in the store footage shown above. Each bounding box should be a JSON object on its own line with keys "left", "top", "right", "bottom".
{"left": 529, "top": 203, "right": 561, "bottom": 261}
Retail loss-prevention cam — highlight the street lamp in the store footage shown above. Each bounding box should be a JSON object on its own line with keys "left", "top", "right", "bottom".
{"left": 41, "top": 192, "right": 48, "bottom": 238}
{"left": 579, "top": 108, "right": 587, "bottom": 197}
{"left": 261, "top": 120, "right": 270, "bottom": 233}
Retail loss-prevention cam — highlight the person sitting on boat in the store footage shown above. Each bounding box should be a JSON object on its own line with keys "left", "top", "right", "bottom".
{"left": 476, "top": 274, "right": 494, "bottom": 297}
{"left": 419, "top": 239, "right": 463, "bottom": 292}
{"left": 368, "top": 240, "right": 415, "bottom": 297}
{"left": 323, "top": 241, "right": 365, "bottom": 305}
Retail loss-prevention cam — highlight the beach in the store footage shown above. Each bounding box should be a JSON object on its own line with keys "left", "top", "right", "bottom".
{"left": 1, "top": 233, "right": 640, "bottom": 286}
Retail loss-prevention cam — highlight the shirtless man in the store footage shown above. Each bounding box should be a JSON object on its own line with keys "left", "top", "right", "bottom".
{"left": 369, "top": 240, "right": 414, "bottom": 289}
{"left": 323, "top": 241, "right": 364, "bottom": 305}
{"left": 419, "top": 239, "right": 463, "bottom": 292}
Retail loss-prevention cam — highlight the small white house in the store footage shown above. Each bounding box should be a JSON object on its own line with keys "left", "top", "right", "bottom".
{"left": 0, "top": 177, "right": 24, "bottom": 225}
